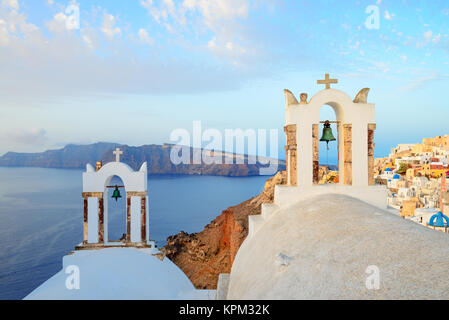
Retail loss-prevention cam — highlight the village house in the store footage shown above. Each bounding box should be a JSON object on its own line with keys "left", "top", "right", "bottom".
{"left": 418, "top": 162, "right": 448, "bottom": 178}
{"left": 408, "top": 208, "right": 439, "bottom": 226}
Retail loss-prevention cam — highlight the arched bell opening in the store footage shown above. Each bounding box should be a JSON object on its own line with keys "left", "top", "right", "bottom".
{"left": 314, "top": 105, "right": 341, "bottom": 185}
{"left": 104, "top": 175, "right": 127, "bottom": 244}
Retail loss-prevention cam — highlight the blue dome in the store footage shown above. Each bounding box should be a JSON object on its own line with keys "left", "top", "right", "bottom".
{"left": 428, "top": 212, "right": 449, "bottom": 228}
{"left": 393, "top": 174, "right": 400, "bottom": 179}
{"left": 385, "top": 168, "right": 392, "bottom": 172}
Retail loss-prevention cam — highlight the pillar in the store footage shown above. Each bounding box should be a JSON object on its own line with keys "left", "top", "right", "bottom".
{"left": 141, "top": 197, "right": 147, "bottom": 243}
{"left": 83, "top": 198, "right": 88, "bottom": 244}
{"left": 312, "top": 124, "right": 319, "bottom": 185}
{"left": 126, "top": 195, "right": 131, "bottom": 242}
{"left": 81, "top": 192, "right": 103, "bottom": 245}
{"left": 126, "top": 191, "right": 148, "bottom": 244}
{"left": 284, "top": 124, "right": 297, "bottom": 186}
{"left": 98, "top": 197, "right": 104, "bottom": 243}
{"left": 368, "top": 124, "right": 376, "bottom": 186}
{"left": 343, "top": 124, "right": 353, "bottom": 186}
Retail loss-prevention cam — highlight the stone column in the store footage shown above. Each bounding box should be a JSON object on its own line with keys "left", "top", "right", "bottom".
{"left": 368, "top": 124, "right": 376, "bottom": 186}
{"left": 126, "top": 195, "right": 131, "bottom": 242}
{"left": 141, "top": 197, "right": 147, "bottom": 243}
{"left": 312, "top": 124, "right": 319, "bottom": 185}
{"left": 83, "top": 198, "right": 88, "bottom": 244}
{"left": 343, "top": 124, "right": 353, "bottom": 186}
{"left": 98, "top": 196, "right": 104, "bottom": 244}
{"left": 82, "top": 192, "right": 103, "bottom": 245}
{"left": 284, "top": 124, "right": 297, "bottom": 186}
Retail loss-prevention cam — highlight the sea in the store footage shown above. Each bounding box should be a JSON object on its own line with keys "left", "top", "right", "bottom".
{"left": 0, "top": 167, "right": 269, "bottom": 300}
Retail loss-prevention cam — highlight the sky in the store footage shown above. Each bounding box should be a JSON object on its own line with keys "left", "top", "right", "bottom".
{"left": 0, "top": 0, "right": 449, "bottom": 163}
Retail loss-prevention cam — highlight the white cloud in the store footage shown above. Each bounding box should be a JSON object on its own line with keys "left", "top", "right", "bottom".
{"left": 2, "top": 0, "right": 19, "bottom": 11}
{"left": 384, "top": 11, "right": 394, "bottom": 20}
{"left": 45, "top": 12, "right": 69, "bottom": 34}
{"left": 0, "top": 18, "right": 9, "bottom": 46}
{"left": 7, "top": 128, "right": 48, "bottom": 145}
{"left": 401, "top": 73, "right": 442, "bottom": 92}
{"left": 433, "top": 33, "right": 441, "bottom": 44}
{"left": 140, "top": 0, "right": 185, "bottom": 27}
{"left": 82, "top": 34, "right": 94, "bottom": 49}
{"left": 416, "top": 30, "right": 438, "bottom": 48}
{"left": 207, "top": 36, "right": 216, "bottom": 49}
{"left": 0, "top": 1, "right": 41, "bottom": 46}
{"left": 140, "top": 0, "right": 253, "bottom": 65}
{"left": 138, "top": 28, "right": 153, "bottom": 45}
{"left": 182, "top": 0, "right": 249, "bottom": 26}
{"left": 0, "top": 1, "right": 264, "bottom": 108}
{"left": 100, "top": 13, "right": 121, "bottom": 39}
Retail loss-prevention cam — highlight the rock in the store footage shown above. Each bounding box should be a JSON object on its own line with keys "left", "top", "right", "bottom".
{"left": 164, "top": 171, "right": 287, "bottom": 289}
{"left": 0, "top": 143, "right": 286, "bottom": 177}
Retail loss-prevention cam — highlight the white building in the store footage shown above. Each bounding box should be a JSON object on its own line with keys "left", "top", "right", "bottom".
{"left": 387, "top": 174, "right": 401, "bottom": 189}
{"left": 219, "top": 77, "right": 449, "bottom": 300}
{"left": 25, "top": 149, "right": 215, "bottom": 300}
{"left": 412, "top": 176, "right": 429, "bottom": 188}
{"left": 397, "top": 187, "right": 414, "bottom": 200}
{"left": 381, "top": 168, "right": 395, "bottom": 180}
{"left": 395, "top": 156, "right": 422, "bottom": 168}
{"left": 389, "top": 144, "right": 416, "bottom": 158}
{"left": 408, "top": 208, "right": 438, "bottom": 227}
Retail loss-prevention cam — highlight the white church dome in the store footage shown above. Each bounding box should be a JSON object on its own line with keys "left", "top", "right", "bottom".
{"left": 227, "top": 194, "right": 449, "bottom": 300}
{"left": 25, "top": 247, "right": 207, "bottom": 300}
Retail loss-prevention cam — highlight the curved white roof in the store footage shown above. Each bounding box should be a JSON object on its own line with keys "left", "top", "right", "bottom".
{"left": 25, "top": 248, "right": 209, "bottom": 300}
{"left": 228, "top": 194, "right": 449, "bottom": 299}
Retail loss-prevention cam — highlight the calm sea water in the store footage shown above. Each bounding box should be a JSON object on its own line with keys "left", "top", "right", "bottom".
{"left": 0, "top": 167, "right": 269, "bottom": 300}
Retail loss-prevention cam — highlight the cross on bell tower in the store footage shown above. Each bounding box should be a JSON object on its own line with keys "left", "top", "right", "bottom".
{"left": 113, "top": 148, "right": 123, "bottom": 162}
{"left": 317, "top": 73, "right": 338, "bottom": 89}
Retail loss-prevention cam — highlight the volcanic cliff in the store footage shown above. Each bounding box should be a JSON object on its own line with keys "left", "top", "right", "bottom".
{"left": 163, "top": 171, "right": 287, "bottom": 289}
{"left": 0, "top": 142, "right": 285, "bottom": 177}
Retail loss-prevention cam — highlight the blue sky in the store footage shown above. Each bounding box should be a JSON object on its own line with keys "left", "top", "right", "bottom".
{"left": 0, "top": 0, "right": 448, "bottom": 163}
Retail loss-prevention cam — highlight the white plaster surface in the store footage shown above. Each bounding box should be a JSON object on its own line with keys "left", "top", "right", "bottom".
{"left": 25, "top": 248, "right": 213, "bottom": 300}
{"left": 83, "top": 161, "right": 147, "bottom": 193}
{"left": 228, "top": 194, "right": 449, "bottom": 300}
{"left": 87, "top": 197, "right": 99, "bottom": 243}
{"left": 216, "top": 274, "right": 230, "bottom": 300}
{"left": 83, "top": 162, "right": 149, "bottom": 244}
{"left": 285, "top": 88, "right": 375, "bottom": 187}
{"left": 130, "top": 196, "right": 141, "bottom": 243}
{"left": 274, "top": 184, "right": 388, "bottom": 211}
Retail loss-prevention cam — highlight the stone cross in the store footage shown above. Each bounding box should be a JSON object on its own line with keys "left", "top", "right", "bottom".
{"left": 113, "top": 148, "right": 123, "bottom": 162}
{"left": 317, "top": 73, "right": 338, "bottom": 89}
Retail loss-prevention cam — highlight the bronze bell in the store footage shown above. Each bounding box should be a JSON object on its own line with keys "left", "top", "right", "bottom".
{"left": 112, "top": 186, "right": 122, "bottom": 202}
{"left": 320, "top": 120, "right": 336, "bottom": 146}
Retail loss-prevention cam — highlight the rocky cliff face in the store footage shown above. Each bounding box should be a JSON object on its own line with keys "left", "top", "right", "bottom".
{"left": 0, "top": 143, "right": 285, "bottom": 177}
{"left": 163, "top": 171, "right": 287, "bottom": 289}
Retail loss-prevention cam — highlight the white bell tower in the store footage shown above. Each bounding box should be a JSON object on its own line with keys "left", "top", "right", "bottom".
{"left": 78, "top": 148, "right": 153, "bottom": 249}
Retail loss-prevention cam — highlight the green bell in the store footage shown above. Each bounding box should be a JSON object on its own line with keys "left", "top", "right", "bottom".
{"left": 112, "top": 186, "right": 122, "bottom": 202}
{"left": 320, "top": 121, "right": 337, "bottom": 145}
